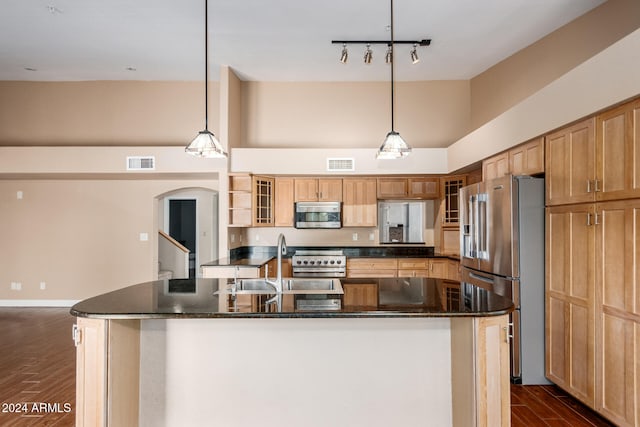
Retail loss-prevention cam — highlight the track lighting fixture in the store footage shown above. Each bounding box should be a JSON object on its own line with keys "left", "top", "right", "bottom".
{"left": 364, "top": 44, "right": 373, "bottom": 64}
{"left": 410, "top": 44, "right": 420, "bottom": 64}
{"left": 340, "top": 43, "right": 348, "bottom": 63}
{"left": 332, "top": 39, "right": 430, "bottom": 65}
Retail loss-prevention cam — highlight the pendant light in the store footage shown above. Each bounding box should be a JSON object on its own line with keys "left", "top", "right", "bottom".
{"left": 185, "top": 0, "right": 227, "bottom": 158}
{"left": 376, "top": 0, "right": 411, "bottom": 160}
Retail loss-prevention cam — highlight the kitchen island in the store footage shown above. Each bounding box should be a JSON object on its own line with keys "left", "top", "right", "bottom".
{"left": 71, "top": 278, "right": 513, "bottom": 427}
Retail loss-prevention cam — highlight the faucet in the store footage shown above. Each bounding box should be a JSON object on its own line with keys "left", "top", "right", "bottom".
{"left": 266, "top": 233, "right": 287, "bottom": 293}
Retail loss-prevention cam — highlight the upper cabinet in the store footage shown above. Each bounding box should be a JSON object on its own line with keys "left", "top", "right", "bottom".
{"left": 482, "top": 152, "right": 509, "bottom": 181}
{"left": 509, "top": 137, "right": 544, "bottom": 176}
{"left": 377, "top": 177, "right": 439, "bottom": 199}
{"left": 546, "top": 118, "right": 596, "bottom": 206}
{"left": 595, "top": 98, "right": 640, "bottom": 202}
{"left": 546, "top": 98, "right": 640, "bottom": 206}
{"left": 294, "top": 178, "right": 342, "bottom": 202}
{"left": 343, "top": 178, "right": 377, "bottom": 227}
{"left": 252, "top": 176, "right": 275, "bottom": 227}
{"left": 274, "top": 177, "right": 295, "bottom": 227}
{"left": 483, "top": 137, "right": 544, "bottom": 181}
{"left": 228, "top": 173, "right": 253, "bottom": 227}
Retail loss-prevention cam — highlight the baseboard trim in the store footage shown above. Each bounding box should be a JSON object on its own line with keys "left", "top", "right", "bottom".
{"left": 0, "top": 300, "right": 79, "bottom": 307}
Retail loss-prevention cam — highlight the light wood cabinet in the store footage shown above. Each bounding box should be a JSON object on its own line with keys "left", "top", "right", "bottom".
{"left": 252, "top": 176, "right": 274, "bottom": 227}
{"left": 343, "top": 283, "right": 378, "bottom": 308}
{"left": 228, "top": 173, "right": 253, "bottom": 227}
{"left": 545, "top": 118, "right": 596, "bottom": 206}
{"left": 546, "top": 204, "right": 595, "bottom": 407}
{"left": 228, "top": 174, "right": 275, "bottom": 227}
{"left": 347, "top": 258, "right": 397, "bottom": 278}
{"left": 508, "top": 137, "right": 544, "bottom": 176}
{"left": 595, "top": 98, "right": 640, "bottom": 202}
{"left": 484, "top": 137, "right": 544, "bottom": 182}
{"left": 377, "top": 177, "right": 439, "bottom": 199}
{"left": 397, "top": 258, "right": 430, "bottom": 278}
{"left": 441, "top": 176, "right": 466, "bottom": 226}
{"left": 546, "top": 200, "right": 640, "bottom": 425}
{"left": 451, "top": 314, "right": 511, "bottom": 427}
{"left": 75, "top": 318, "right": 140, "bottom": 427}
{"left": 408, "top": 177, "right": 440, "bottom": 198}
{"left": 594, "top": 199, "right": 640, "bottom": 426}
{"left": 482, "top": 152, "right": 509, "bottom": 181}
{"left": 294, "top": 178, "right": 342, "bottom": 202}
{"left": 342, "top": 178, "right": 377, "bottom": 227}
{"left": 274, "top": 177, "right": 294, "bottom": 227}
{"left": 447, "top": 259, "right": 461, "bottom": 281}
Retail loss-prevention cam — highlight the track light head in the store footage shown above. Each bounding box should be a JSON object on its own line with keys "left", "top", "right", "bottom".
{"left": 340, "top": 44, "right": 348, "bottom": 63}
{"left": 410, "top": 44, "right": 420, "bottom": 64}
{"left": 385, "top": 45, "right": 392, "bottom": 64}
{"left": 364, "top": 44, "right": 373, "bottom": 64}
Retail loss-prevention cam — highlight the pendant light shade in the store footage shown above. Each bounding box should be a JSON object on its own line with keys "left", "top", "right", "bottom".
{"left": 377, "top": 131, "right": 411, "bottom": 159}
{"left": 185, "top": 0, "right": 227, "bottom": 158}
{"left": 376, "top": 0, "right": 411, "bottom": 160}
{"left": 186, "top": 130, "right": 227, "bottom": 158}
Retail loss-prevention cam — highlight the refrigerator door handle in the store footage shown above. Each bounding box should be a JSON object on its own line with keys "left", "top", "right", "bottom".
{"left": 477, "top": 193, "right": 488, "bottom": 259}
{"left": 469, "top": 271, "right": 495, "bottom": 284}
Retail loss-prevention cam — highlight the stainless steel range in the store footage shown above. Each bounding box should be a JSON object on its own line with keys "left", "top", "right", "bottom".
{"left": 292, "top": 250, "right": 346, "bottom": 278}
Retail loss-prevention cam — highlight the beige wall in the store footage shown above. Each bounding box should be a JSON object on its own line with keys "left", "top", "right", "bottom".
{"left": 0, "top": 179, "right": 219, "bottom": 301}
{"left": 0, "top": 81, "right": 220, "bottom": 145}
{"left": 240, "top": 81, "right": 470, "bottom": 149}
{"left": 470, "top": 0, "right": 640, "bottom": 129}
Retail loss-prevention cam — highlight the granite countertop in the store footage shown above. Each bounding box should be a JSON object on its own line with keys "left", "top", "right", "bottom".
{"left": 70, "top": 277, "right": 514, "bottom": 319}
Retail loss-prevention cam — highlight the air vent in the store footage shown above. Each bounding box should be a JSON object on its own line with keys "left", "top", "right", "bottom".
{"left": 326, "top": 158, "right": 355, "bottom": 172}
{"left": 126, "top": 156, "right": 155, "bottom": 171}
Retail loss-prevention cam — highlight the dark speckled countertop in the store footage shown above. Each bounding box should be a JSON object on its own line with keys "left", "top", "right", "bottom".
{"left": 70, "top": 277, "right": 513, "bottom": 319}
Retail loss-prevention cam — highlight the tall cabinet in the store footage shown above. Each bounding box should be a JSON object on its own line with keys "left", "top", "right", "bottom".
{"left": 545, "top": 98, "right": 640, "bottom": 427}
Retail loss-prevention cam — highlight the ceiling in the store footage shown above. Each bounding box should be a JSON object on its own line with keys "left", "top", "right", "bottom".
{"left": 0, "top": 0, "right": 604, "bottom": 82}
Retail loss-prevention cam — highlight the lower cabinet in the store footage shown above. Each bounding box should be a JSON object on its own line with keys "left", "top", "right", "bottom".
{"left": 451, "top": 314, "right": 511, "bottom": 427}
{"left": 343, "top": 283, "right": 378, "bottom": 308}
{"left": 75, "top": 318, "right": 140, "bottom": 427}
{"left": 547, "top": 200, "right": 640, "bottom": 426}
{"left": 346, "top": 258, "right": 398, "bottom": 278}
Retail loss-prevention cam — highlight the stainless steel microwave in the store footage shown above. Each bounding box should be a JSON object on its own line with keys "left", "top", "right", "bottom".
{"left": 295, "top": 202, "right": 342, "bottom": 229}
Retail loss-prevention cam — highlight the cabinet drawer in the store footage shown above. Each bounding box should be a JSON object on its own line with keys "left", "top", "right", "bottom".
{"left": 398, "top": 269, "right": 429, "bottom": 278}
{"left": 347, "top": 258, "right": 398, "bottom": 270}
{"left": 397, "top": 258, "right": 429, "bottom": 269}
{"left": 347, "top": 270, "right": 397, "bottom": 279}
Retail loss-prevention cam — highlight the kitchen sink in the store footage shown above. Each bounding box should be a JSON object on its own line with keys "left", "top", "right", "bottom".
{"left": 215, "top": 278, "right": 343, "bottom": 295}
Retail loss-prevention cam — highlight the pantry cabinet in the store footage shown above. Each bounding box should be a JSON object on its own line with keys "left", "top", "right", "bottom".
{"left": 545, "top": 204, "right": 596, "bottom": 407}
{"left": 546, "top": 199, "right": 640, "bottom": 426}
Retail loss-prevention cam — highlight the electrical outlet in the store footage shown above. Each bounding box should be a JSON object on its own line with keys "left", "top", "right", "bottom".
{"left": 230, "top": 234, "right": 236, "bottom": 243}
{"left": 16, "top": 282, "right": 22, "bottom": 291}
{"left": 139, "top": 233, "right": 149, "bottom": 241}
{"left": 17, "top": 191, "right": 23, "bottom": 200}
{"left": 255, "top": 234, "right": 260, "bottom": 241}
{"left": 352, "top": 233, "right": 358, "bottom": 241}
{"left": 10, "top": 282, "right": 16, "bottom": 290}
{"left": 369, "top": 232, "right": 375, "bottom": 241}
{"left": 40, "top": 282, "right": 46, "bottom": 290}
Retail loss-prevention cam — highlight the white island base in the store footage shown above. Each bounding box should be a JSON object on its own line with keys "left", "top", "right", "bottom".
{"left": 75, "top": 315, "right": 510, "bottom": 427}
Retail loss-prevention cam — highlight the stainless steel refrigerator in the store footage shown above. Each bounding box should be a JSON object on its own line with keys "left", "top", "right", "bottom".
{"left": 378, "top": 201, "right": 425, "bottom": 244}
{"left": 459, "top": 175, "right": 549, "bottom": 384}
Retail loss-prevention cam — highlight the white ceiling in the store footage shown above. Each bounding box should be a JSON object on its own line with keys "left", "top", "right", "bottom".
{"left": 0, "top": 0, "right": 604, "bottom": 82}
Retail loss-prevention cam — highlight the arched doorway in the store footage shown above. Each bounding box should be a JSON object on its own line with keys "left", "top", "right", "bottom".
{"left": 155, "top": 187, "right": 218, "bottom": 279}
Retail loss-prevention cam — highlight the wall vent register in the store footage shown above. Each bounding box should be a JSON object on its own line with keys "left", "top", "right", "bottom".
{"left": 326, "top": 158, "right": 355, "bottom": 172}
{"left": 126, "top": 156, "right": 155, "bottom": 171}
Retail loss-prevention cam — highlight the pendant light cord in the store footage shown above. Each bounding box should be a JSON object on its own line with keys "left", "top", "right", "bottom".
{"left": 390, "top": 0, "right": 395, "bottom": 133}
{"left": 204, "top": 0, "right": 209, "bottom": 131}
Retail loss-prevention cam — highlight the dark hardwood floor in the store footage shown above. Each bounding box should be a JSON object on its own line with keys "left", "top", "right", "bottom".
{"left": 0, "top": 308, "right": 619, "bottom": 426}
